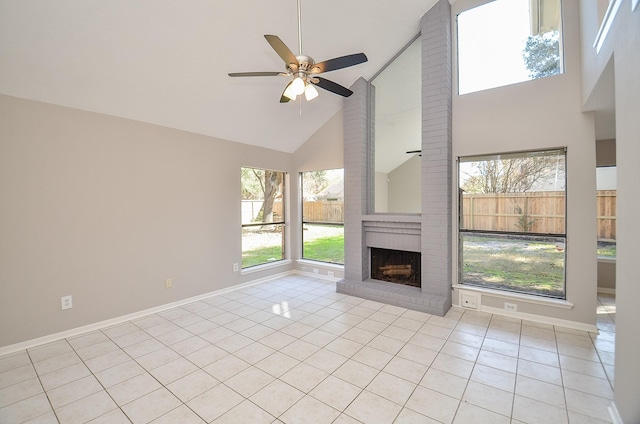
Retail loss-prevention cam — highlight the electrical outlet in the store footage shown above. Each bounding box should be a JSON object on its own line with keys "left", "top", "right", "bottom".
{"left": 461, "top": 293, "right": 477, "bottom": 309}
{"left": 233, "top": 263, "right": 239, "bottom": 272}
{"left": 328, "top": 271, "right": 335, "bottom": 277}
{"left": 504, "top": 302, "right": 517, "bottom": 311}
{"left": 313, "top": 268, "right": 319, "bottom": 274}
{"left": 165, "top": 279, "right": 172, "bottom": 289}
{"left": 61, "top": 295, "right": 73, "bottom": 310}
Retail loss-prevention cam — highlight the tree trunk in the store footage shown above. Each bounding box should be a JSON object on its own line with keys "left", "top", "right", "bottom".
{"left": 262, "top": 170, "right": 281, "bottom": 223}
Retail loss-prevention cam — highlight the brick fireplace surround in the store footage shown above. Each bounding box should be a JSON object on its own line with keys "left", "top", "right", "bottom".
{"left": 336, "top": 0, "right": 453, "bottom": 317}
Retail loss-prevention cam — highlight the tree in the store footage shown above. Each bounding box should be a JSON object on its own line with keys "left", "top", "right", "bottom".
{"left": 241, "top": 167, "right": 263, "bottom": 200}
{"left": 241, "top": 168, "right": 283, "bottom": 223}
{"left": 522, "top": 30, "right": 561, "bottom": 79}
{"left": 259, "top": 170, "right": 282, "bottom": 223}
{"left": 302, "top": 171, "right": 329, "bottom": 196}
{"left": 461, "top": 156, "right": 564, "bottom": 194}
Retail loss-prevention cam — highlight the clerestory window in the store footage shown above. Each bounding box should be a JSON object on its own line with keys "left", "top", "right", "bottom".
{"left": 457, "top": 0, "right": 564, "bottom": 95}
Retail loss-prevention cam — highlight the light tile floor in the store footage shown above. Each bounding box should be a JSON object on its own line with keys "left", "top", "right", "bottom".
{"left": 0, "top": 276, "right": 617, "bottom": 423}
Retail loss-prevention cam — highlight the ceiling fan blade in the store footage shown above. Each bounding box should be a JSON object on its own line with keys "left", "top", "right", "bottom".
{"left": 280, "top": 81, "right": 293, "bottom": 103}
{"left": 312, "top": 77, "right": 353, "bottom": 97}
{"left": 264, "top": 35, "right": 299, "bottom": 68}
{"left": 228, "top": 72, "right": 285, "bottom": 77}
{"left": 311, "top": 53, "right": 368, "bottom": 74}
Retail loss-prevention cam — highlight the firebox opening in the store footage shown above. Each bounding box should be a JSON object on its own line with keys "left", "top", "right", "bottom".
{"left": 370, "top": 248, "right": 421, "bottom": 288}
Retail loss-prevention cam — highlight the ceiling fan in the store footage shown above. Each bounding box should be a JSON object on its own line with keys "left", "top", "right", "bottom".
{"left": 228, "top": 0, "right": 368, "bottom": 103}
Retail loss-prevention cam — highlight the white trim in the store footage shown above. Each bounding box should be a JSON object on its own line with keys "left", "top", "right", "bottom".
{"left": 452, "top": 284, "right": 574, "bottom": 309}
{"left": 296, "top": 259, "right": 344, "bottom": 271}
{"left": 0, "top": 270, "right": 295, "bottom": 357}
{"left": 594, "top": 0, "right": 623, "bottom": 53}
{"left": 608, "top": 401, "right": 623, "bottom": 424}
{"left": 597, "top": 287, "right": 616, "bottom": 295}
{"left": 481, "top": 305, "right": 598, "bottom": 333}
{"left": 240, "top": 259, "right": 292, "bottom": 275}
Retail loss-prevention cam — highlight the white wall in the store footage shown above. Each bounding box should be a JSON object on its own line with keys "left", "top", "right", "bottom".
{"left": 451, "top": 0, "right": 597, "bottom": 328}
{"left": 0, "top": 95, "right": 295, "bottom": 348}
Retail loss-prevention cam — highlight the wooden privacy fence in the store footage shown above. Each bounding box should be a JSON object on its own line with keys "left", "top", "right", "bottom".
{"left": 269, "top": 192, "right": 616, "bottom": 239}
{"left": 462, "top": 191, "right": 616, "bottom": 240}
{"left": 302, "top": 201, "right": 344, "bottom": 224}
{"left": 248, "top": 200, "right": 344, "bottom": 224}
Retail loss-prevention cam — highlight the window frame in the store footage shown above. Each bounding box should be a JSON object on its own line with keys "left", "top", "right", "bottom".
{"left": 458, "top": 148, "right": 567, "bottom": 299}
{"left": 241, "top": 167, "right": 286, "bottom": 269}
{"left": 596, "top": 165, "right": 616, "bottom": 259}
{"left": 300, "top": 169, "right": 345, "bottom": 265}
{"left": 456, "top": 0, "right": 565, "bottom": 95}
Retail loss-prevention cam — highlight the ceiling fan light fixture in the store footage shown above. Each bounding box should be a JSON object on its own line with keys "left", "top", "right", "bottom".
{"left": 227, "top": 0, "right": 367, "bottom": 103}
{"left": 283, "top": 83, "right": 298, "bottom": 101}
{"left": 291, "top": 76, "right": 306, "bottom": 95}
{"left": 304, "top": 83, "right": 318, "bottom": 101}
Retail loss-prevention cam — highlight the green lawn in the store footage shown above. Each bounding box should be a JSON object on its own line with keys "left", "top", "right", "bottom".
{"left": 242, "top": 245, "right": 283, "bottom": 268}
{"left": 303, "top": 234, "right": 345, "bottom": 264}
{"left": 461, "top": 235, "right": 565, "bottom": 297}
{"left": 597, "top": 242, "right": 616, "bottom": 258}
{"left": 241, "top": 226, "right": 283, "bottom": 269}
{"left": 302, "top": 224, "right": 344, "bottom": 264}
{"left": 242, "top": 225, "right": 345, "bottom": 268}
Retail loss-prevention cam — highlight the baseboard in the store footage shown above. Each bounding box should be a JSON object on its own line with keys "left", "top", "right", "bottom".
{"left": 0, "top": 270, "right": 296, "bottom": 357}
{"left": 608, "top": 401, "right": 623, "bottom": 424}
{"left": 481, "top": 305, "right": 599, "bottom": 333}
{"left": 597, "top": 287, "right": 616, "bottom": 295}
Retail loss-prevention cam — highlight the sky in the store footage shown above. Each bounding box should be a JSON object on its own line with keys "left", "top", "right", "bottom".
{"left": 457, "top": 0, "right": 532, "bottom": 95}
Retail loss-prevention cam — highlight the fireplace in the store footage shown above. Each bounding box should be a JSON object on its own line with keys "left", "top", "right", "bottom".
{"left": 337, "top": 0, "right": 452, "bottom": 316}
{"left": 371, "top": 248, "right": 421, "bottom": 288}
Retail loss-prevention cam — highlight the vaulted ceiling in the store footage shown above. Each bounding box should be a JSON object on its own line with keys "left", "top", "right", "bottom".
{"left": 0, "top": 0, "right": 439, "bottom": 153}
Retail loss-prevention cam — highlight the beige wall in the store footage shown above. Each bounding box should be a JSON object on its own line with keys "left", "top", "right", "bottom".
{"left": 388, "top": 155, "right": 421, "bottom": 213}
{"left": 0, "top": 95, "right": 295, "bottom": 348}
{"left": 291, "top": 111, "right": 346, "bottom": 278}
{"left": 597, "top": 259, "right": 616, "bottom": 291}
{"left": 579, "top": 1, "right": 640, "bottom": 421}
{"left": 596, "top": 138, "right": 616, "bottom": 166}
{"left": 451, "top": 0, "right": 598, "bottom": 327}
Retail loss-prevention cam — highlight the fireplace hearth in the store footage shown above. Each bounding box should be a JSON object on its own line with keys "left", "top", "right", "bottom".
{"left": 371, "top": 248, "right": 421, "bottom": 287}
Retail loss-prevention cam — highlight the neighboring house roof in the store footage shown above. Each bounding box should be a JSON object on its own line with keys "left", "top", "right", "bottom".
{"left": 316, "top": 180, "right": 344, "bottom": 201}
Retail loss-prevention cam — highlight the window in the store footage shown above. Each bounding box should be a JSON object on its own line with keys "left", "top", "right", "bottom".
{"left": 459, "top": 149, "right": 566, "bottom": 298}
{"left": 241, "top": 167, "right": 286, "bottom": 268}
{"left": 596, "top": 166, "right": 616, "bottom": 258}
{"left": 457, "top": 0, "right": 563, "bottom": 95}
{"left": 301, "top": 169, "right": 344, "bottom": 264}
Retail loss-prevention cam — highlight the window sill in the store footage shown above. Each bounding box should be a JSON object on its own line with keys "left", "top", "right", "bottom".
{"left": 241, "top": 259, "right": 292, "bottom": 275}
{"left": 296, "top": 259, "right": 344, "bottom": 270}
{"left": 452, "top": 284, "right": 573, "bottom": 310}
